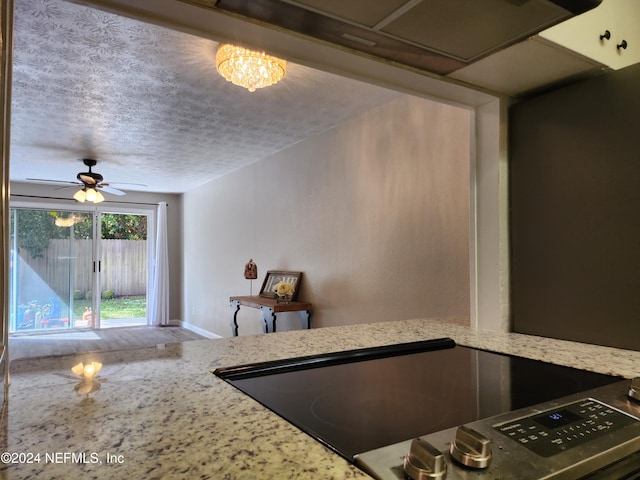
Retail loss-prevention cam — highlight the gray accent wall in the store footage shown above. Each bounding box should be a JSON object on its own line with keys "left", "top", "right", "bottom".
{"left": 183, "top": 94, "right": 472, "bottom": 337}
{"left": 510, "top": 63, "right": 640, "bottom": 351}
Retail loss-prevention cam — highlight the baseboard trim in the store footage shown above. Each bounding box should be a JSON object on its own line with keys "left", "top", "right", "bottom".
{"left": 175, "top": 320, "right": 222, "bottom": 339}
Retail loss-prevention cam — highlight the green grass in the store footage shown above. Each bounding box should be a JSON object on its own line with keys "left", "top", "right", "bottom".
{"left": 73, "top": 295, "right": 146, "bottom": 319}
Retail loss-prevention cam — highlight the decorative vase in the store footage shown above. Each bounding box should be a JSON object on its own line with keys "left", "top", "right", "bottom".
{"left": 276, "top": 294, "right": 292, "bottom": 304}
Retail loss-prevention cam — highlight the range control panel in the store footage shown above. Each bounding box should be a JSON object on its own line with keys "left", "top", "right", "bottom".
{"left": 494, "top": 399, "right": 638, "bottom": 457}
{"left": 356, "top": 381, "right": 640, "bottom": 480}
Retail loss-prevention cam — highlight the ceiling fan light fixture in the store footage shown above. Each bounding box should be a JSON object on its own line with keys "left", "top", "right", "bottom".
{"left": 74, "top": 188, "right": 87, "bottom": 203}
{"left": 85, "top": 187, "right": 104, "bottom": 203}
{"left": 75, "top": 187, "right": 104, "bottom": 203}
{"left": 216, "top": 44, "right": 286, "bottom": 92}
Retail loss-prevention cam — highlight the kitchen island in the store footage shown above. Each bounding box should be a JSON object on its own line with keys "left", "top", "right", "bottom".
{"left": 2, "top": 318, "right": 639, "bottom": 479}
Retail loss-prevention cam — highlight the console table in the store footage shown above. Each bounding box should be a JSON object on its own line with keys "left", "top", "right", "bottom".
{"left": 229, "top": 296, "right": 312, "bottom": 336}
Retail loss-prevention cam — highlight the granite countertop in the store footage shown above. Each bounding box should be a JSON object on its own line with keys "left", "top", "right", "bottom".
{"left": 2, "top": 318, "right": 639, "bottom": 479}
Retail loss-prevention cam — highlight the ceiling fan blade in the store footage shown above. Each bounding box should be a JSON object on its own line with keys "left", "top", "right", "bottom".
{"left": 26, "top": 178, "right": 81, "bottom": 186}
{"left": 106, "top": 181, "right": 148, "bottom": 189}
{"left": 98, "top": 184, "right": 126, "bottom": 196}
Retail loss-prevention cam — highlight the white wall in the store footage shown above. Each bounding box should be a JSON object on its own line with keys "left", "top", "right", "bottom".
{"left": 183, "top": 94, "right": 472, "bottom": 337}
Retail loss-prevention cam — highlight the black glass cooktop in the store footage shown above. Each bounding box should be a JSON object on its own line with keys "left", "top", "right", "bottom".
{"left": 214, "top": 339, "right": 622, "bottom": 459}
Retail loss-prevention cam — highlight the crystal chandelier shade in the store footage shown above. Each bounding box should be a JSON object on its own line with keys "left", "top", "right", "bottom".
{"left": 215, "top": 44, "right": 286, "bottom": 92}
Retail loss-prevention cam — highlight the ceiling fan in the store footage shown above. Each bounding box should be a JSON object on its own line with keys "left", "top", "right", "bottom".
{"left": 28, "top": 158, "right": 143, "bottom": 203}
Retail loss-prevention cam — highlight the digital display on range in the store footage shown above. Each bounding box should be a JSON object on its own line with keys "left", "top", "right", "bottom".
{"left": 533, "top": 409, "right": 582, "bottom": 429}
{"left": 495, "top": 399, "right": 638, "bottom": 458}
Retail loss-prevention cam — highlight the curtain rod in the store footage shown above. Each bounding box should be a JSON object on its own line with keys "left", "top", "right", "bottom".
{"left": 10, "top": 194, "right": 166, "bottom": 207}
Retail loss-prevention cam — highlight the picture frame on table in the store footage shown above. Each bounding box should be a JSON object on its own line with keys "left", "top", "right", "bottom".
{"left": 259, "top": 271, "right": 302, "bottom": 300}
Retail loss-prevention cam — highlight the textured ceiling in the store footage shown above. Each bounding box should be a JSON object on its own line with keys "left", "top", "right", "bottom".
{"left": 9, "top": 0, "right": 401, "bottom": 194}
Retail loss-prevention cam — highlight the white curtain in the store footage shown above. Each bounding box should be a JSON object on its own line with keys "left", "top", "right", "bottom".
{"left": 149, "top": 202, "right": 169, "bottom": 326}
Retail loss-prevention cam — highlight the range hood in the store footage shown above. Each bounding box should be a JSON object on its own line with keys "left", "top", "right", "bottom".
{"left": 191, "top": 0, "right": 602, "bottom": 76}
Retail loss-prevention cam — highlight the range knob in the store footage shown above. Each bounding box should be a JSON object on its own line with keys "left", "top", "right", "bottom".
{"left": 404, "top": 437, "right": 447, "bottom": 479}
{"left": 449, "top": 425, "right": 492, "bottom": 469}
{"left": 629, "top": 377, "right": 640, "bottom": 401}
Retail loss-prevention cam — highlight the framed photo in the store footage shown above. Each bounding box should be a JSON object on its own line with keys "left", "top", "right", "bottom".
{"left": 259, "top": 271, "right": 302, "bottom": 300}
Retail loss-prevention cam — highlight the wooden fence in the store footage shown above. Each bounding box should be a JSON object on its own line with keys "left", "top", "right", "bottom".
{"left": 17, "top": 239, "right": 147, "bottom": 301}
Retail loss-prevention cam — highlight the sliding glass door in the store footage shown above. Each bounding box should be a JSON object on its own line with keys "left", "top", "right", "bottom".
{"left": 96, "top": 211, "right": 148, "bottom": 328}
{"left": 9, "top": 206, "right": 150, "bottom": 333}
{"left": 9, "top": 208, "right": 94, "bottom": 332}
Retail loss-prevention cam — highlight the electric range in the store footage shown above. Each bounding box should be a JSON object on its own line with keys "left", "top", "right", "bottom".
{"left": 215, "top": 338, "right": 640, "bottom": 479}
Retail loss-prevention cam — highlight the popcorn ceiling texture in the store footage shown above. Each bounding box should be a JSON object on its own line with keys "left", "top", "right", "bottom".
{"left": 10, "top": 0, "right": 400, "bottom": 193}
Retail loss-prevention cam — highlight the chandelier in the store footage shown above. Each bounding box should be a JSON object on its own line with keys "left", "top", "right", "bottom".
{"left": 216, "top": 44, "right": 286, "bottom": 92}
